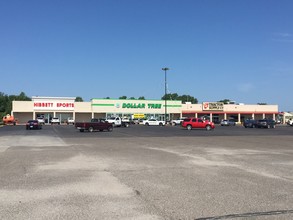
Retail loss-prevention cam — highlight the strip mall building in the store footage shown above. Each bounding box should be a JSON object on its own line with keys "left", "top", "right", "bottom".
{"left": 11, "top": 96, "right": 280, "bottom": 124}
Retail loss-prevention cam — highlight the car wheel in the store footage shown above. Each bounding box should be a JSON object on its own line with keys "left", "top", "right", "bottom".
{"left": 187, "top": 125, "right": 192, "bottom": 130}
{"left": 159, "top": 123, "right": 163, "bottom": 126}
{"left": 88, "top": 127, "right": 94, "bottom": 132}
{"left": 80, "top": 129, "right": 84, "bottom": 132}
{"left": 125, "top": 123, "right": 129, "bottom": 128}
{"left": 108, "top": 126, "right": 113, "bottom": 132}
{"left": 145, "top": 123, "right": 149, "bottom": 126}
{"left": 272, "top": 124, "right": 276, "bottom": 128}
{"left": 267, "top": 125, "right": 271, "bottom": 129}
{"left": 206, "top": 125, "right": 211, "bottom": 131}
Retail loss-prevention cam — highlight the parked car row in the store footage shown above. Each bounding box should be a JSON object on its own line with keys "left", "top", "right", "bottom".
{"left": 243, "top": 118, "right": 276, "bottom": 128}
{"left": 35, "top": 117, "right": 75, "bottom": 125}
{"left": 24, "top": 117, "right": 281, "bottom": 132}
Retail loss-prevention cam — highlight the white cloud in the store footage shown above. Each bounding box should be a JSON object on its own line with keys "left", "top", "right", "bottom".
{"left": 272, "top": 32, "right": 293, "bottom": 42}
{"left": 274, "top": 32, "right": 292, "bottom": 37}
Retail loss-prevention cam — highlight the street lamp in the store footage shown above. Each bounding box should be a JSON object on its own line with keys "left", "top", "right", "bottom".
{"left": 162, "top": 67, "right": 169, "bottom": 124}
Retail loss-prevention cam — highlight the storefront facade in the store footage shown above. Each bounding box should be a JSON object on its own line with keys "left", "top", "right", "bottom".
{"left": 12, "top": 96, "right": 280, "bottom": 124}
{"left": 181, "top": 102, "right": 279, "bottom": 123}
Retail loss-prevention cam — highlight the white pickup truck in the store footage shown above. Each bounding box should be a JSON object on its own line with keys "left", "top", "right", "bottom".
{"left": 106, "top": 116, "right": 130, "bottom": 127}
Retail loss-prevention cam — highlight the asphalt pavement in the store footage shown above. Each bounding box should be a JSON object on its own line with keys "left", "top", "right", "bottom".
{"left": 0, "top": 124, "right": 293, "bottom": 219}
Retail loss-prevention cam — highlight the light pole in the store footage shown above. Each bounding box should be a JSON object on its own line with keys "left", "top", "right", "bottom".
{"left": 162, "top": 67, "right": 169, "bottom": 124}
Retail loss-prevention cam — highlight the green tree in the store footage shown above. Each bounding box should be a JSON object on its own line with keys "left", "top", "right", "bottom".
{"left": 161, "top": 93, "right": 179, "bottom": 101}
{"left": 0, "top": 92, "right": 9, "bottom": 117}
{"left": 257, "top": 103, "right": 267, "bottom": 105}
{"left": 75, "top": 97, "right": 83, "bottom": 102}
{"left": 0, "top": 92, "right": 31, "bottom": 118}
{"left": 178, "top": 95, "right": 198, "bottom": 104}
{"left": 129, "top": 97, "right": 136, "bottom": 100}
{"left": 218, "top": 99, "right": 231, "bottom": 104}
{"left": 161, "top": 93, "right": 198, "bottom": 104}
{"left": 138, "top": 96, "right": 145, "bottom": 100}
{"left": 119, "top": 96, "right": 127, "bottom": 99}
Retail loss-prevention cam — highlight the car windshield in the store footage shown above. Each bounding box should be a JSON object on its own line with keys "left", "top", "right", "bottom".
{"left": 28, "top": 120, "right": 38, "bottom": 123}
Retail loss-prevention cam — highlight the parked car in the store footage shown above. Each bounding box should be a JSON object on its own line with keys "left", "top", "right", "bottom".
{"left": 106, "top": 116, "right": 130, "bottom": 127}
{"left": 181, "top": 118, "right": 215, "bottom": 131}
{"left": 26, "top": 120, "right": 42, "bottom": 130}
{"left": 66, "top": 117, "right": 75, "bottom": 125}
{"left": 143, "top": 119, "right": 165, "bottom": 126}
{"left": 170, "top": 117, "right": 185, "bottom": 126}
{"left": 287, "top": 118, "right": 293, "bottom": 126}
{"left": 75, "top": 118, "right": 113, "bottom": 132}
{"left": 51, "top": 117, "right": 60, "bottom": 125}
{"left": 220, "top": 119, "right": 236, "bottom": 126}
{"left": 243, "top": 119, "right": 257, "bottom": 128}
{"left": 36, "top": 117, "right": 45, "bottom": 125}
{"left": 256, "top": 119, "right": 276, "bottom": 128}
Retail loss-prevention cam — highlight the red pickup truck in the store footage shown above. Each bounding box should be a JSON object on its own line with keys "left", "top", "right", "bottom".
{"left": 181, "top": 117, "right": 215, "bottom": 131}
{"left": 75, "top": 118, "right": 113, "bottom": 132}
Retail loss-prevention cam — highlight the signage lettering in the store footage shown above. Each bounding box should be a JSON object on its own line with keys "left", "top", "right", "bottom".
{"left": 133, "top": 114, "right": 145, "bottom": 119}
{"left": 202, "top": 102, "right": 224, "bottom": 111}
{"left": 122, "top": 103, "right": 145, "bottom": 108}
{"left": 34, "top": 102, "right": 53, "bottom": 107}
{"left": 147, "top": 103, "right": 161, "bottom": 109}
{"left": 34, "top": 102, "right": 74, "bottom": 109}
{"left": 122, "top": 103, "right": 162, "bottom": 109}
{"left": 56, "top": 103, "right": 74, "bottom": 108}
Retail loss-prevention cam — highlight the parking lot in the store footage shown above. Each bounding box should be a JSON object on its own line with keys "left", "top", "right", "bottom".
{"left": 0, "top": 124, "right": 293, "bottom": 219}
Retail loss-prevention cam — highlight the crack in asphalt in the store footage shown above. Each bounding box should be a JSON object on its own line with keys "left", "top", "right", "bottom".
{"left": 194, "top": 209, "right": 293, "bottom": 219}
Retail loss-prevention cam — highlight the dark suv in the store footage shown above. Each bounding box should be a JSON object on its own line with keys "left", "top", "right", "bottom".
{"left": 243, "top": 119, "right": 257, "bottom": 128}
{"left": 256, "top": 119, "right": 276, "bottom": 129}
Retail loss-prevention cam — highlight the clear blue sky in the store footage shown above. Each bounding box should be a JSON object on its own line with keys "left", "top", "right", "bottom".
{"left": 1, "top": 0, "right": 293, "bottom": 111}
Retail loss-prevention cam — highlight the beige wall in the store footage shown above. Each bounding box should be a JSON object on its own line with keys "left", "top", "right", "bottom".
{"left": 223, "top": 104, "right": 278, "bottom": 113}
{"left": 12, "top": 101, "right": 34, "bottom": 112}
{"left": 74, "top": 102, "right": 92, "bottom": 113}
{"left": 182, "top": 103, "right": 278, "bottom": 114}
